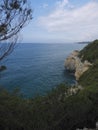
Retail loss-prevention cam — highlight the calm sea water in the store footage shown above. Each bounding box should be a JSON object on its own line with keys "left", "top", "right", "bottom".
{"left": 0, "top": 43, "right": 85, "bottom": 98}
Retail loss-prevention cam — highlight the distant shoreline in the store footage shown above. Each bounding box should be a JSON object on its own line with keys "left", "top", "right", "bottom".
{"left": 77, "top": 41, "right": 90, "bottom": 44}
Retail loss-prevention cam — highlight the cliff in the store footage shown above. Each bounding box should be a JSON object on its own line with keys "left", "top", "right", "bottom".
{"left": 65, "top": 50, "right": 92, "bottom": 80}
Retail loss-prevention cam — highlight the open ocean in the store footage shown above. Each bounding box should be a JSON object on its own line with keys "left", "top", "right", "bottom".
{"left": 0, "top": 43, "right": 86, "bottom": 98}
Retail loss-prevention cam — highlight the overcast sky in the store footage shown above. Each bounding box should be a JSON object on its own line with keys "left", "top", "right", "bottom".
{"left": 21, "top": 0, "right": 98, "bottom": 43}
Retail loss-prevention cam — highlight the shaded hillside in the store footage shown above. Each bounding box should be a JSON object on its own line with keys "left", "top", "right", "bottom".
{"left": 79, "top": 40, "right": 98, "bottom": 63}
{"left": 0, "top": 83, "right": 98, "bottom": 130}
{"left": 79, "top": 60, "right": 98, "bottom": 87}
{"left": 79, "top": 39, "right": 98, "bottom": 87}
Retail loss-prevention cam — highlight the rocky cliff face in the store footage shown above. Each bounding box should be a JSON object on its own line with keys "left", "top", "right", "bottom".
{"left": 65, "top": 50, "right": 92, "bottom": 80}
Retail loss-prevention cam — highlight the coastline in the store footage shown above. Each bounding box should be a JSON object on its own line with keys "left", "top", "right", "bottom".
{"left": 64, "top": 50, "right": 92, "bottom": 80}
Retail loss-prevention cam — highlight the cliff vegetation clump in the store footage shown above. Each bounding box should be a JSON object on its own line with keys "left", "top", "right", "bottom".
{"left": 79, "top": 40, "right": 98, "bottom": 63}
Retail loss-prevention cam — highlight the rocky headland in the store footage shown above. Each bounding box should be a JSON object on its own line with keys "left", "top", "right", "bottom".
{"left": 64, "top": 40, "right": 98, "bottom": 130}
{"left": 65, "top": 50, "right": 92, "bottom": 80}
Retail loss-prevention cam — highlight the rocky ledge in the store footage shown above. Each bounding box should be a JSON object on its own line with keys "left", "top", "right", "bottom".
{"left": 65, "top": 50, "right": 92, "bottom": 80}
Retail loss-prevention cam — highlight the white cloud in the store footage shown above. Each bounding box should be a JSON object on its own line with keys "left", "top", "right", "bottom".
{"left": 38, "top": 1, "right": 98, "bottom": 41}
{"left": 56, "top": 0, "right": 69, "bottom": 8}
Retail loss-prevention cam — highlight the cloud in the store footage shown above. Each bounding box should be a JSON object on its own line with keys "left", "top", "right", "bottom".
{"left": 38, "top": 0, "right": 98, "bottom": 41}
{"left": 56, "top": 0, "right": 69, "bottom": 8}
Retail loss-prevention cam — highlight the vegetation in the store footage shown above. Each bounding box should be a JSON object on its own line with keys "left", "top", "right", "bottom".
{"left": 0, "top": 0, "right": 32, "bottom": 62}
{"left": 0, "top": 82, "right": 98, "bottom": 130}
{"left": 79, "top": 39, "right": 98, "bottom": 63}
{"left": 1, "top": 1, "right": 97, "bottom": 130}
{"left": 79, "top": 60, "right": 98, "bottom": 87}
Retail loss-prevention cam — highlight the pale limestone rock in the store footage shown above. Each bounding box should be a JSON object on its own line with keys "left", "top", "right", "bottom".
{"left": 65, "top": 50, "right": 79, "bottom": 71}
{"left": 65, "top": 50, "right": 92, "bottom": 80}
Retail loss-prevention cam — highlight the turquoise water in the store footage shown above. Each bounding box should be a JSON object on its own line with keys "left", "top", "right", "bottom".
{"left": 0, "top": 43, "right": 85, "bottom": 98}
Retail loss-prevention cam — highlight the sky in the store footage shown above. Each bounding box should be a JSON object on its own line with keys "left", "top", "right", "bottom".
{"left": 21, "top": 0, "right": 98, "bottom": 43}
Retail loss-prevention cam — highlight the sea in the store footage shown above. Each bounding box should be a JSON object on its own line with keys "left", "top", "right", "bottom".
{"left": 0, "top": 43, "right": 86, "bottom": 98}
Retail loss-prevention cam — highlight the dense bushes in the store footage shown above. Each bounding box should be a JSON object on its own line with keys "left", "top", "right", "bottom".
{"left": 79, "top": 39, "right": 98, "bottom": 63}
{"left": 79, "top": 60, "right": 98, "bottom": 87}
{"left": 0, "top": 83, "right": 98, "bottom": 130}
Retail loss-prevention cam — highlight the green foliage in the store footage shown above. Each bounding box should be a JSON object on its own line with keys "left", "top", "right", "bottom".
{"left": 0, "top": 0, "right": 32, "bottom": 61}
{"left": 0, "top": 82, "right": 98, "bottom": 130}
{"left": 79, "top": 60, "right": 98, "bottom": 87}
{"left": 79, "top": 39, "right": 98, "bottom": 63}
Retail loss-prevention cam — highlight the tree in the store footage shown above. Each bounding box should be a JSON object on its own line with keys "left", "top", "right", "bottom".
{"left": 0, "top": 0, "right": 32, "bottom": 61}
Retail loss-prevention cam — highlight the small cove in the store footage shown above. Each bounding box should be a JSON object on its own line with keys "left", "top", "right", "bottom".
{"left": 0, "top": 43, "right": 85, "bottom": 98}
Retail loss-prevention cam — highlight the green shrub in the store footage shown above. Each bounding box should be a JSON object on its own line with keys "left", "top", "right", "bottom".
{"left": 79, "top": 39, "right": 98, "bottom": 63}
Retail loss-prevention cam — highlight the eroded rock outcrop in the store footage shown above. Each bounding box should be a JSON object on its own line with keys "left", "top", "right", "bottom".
{"left": 65, "top": 50, "right": 92, "bottom": 80}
